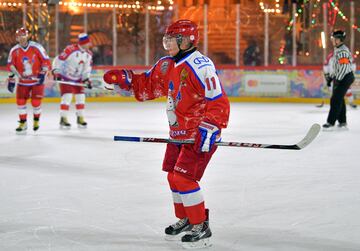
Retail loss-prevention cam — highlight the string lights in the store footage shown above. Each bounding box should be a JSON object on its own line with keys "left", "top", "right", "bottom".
{"left": 329, "top": 0, "right": 348, "bottom": 22}
{"left": 60, "top": 1, "right": 141, "bottom": 10}
{"left": 310, "top": 0, "right": 321, "bottom": 26}
{"left": 278, "top": 43, "right": 286, "bottom": 65}
{"left": 279, "top": 0, "right": 317, "bottom": 64}
{"left": 259, "top": 0, "right": 281, "bottom": 14}
{"left": 328, "top": 0, "right": 360, "bottom": 33}
{"left": 286, "top": 8, "right": 303, "bottom": 31}
{"left": 0, "top": 2, "right": 23, "bottom": 7}
{"left": 0, "top": 1, "right": 173, "bottom": 11}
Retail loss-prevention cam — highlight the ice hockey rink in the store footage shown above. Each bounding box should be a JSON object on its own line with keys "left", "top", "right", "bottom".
{"left": 0, "top": 102, "right": 359, "bottom": 251}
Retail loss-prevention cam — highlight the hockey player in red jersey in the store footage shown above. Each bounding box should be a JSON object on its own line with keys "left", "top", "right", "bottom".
{"left": 7, "top": 27, "right": 51, "bottom": 133}
{"left": 52, "top": 33, "right": 93, "bottom": 129}
{"left": 103, "top": 19, "right": 230, "bottom": 248}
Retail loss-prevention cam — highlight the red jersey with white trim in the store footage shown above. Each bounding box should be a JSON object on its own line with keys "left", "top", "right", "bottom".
{"left": 52, "top": 44, "right": 93, "bottom": 82}
{"left": 7, "top": 41, "right": 51, "bottom": 86}
{"left": 131, "top": 50, "right": 230, "bottom": 140}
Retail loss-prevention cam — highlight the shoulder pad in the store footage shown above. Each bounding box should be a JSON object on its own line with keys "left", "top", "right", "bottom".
{"left": 29, "top": 41, "right": 49, "bottom": 59}
{"left": 146, "top": 56, "right": 173, "bottom": 76}
{"left": 59, "top": 44, "right": 79, "bottom": 60}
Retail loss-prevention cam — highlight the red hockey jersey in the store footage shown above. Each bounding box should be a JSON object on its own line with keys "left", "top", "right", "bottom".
{"left": 131, "top": 50, "right": 230, "bottom": 140}
{"left": 7, "top": 41, "right": 51, "bottom": 85}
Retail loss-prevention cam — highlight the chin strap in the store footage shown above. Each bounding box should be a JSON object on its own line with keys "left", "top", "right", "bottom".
{"left": 336, "top": 42, "right": 344, "bottom": 48}
{"left": 173, "top": 47, "right": 196, "bottom": 63}
{"left": 174, "top": 34, "right": 194, "bottom": 58}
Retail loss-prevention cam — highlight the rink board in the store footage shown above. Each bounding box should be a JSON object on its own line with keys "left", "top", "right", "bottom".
{"left": 0, "top": 66, "right": 359, "bottom": 104}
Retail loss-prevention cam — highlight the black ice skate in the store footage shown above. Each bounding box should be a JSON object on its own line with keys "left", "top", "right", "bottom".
{"left": 337, "top": 122, "right": 348, "bottom": 130}
{"left": 60, "top": 117, "right": 71, "bottom": 129}
{"left": 181, "top": 209, "right": 212, "bottom": 249}
{"left": 165, "top": 217, "right": 192, "bottom": 241}
{"left": 322, "top": 123, "right": 334, "bottom": 131}
{"left": 16, "top": 120, "right": 27, "bottom": 134}
{"left": 77, "top": 116, "right": 87, "bottom": 128}
{"left": 349, "top": 103, "right": 357, "bottom": 109}
{"left": 33, "top": 118, "right": 40, "bottom": 131}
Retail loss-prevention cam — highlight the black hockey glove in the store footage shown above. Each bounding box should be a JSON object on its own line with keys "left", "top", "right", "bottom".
{"left": 52, "top": 69, "right": 61, "bottom": 81}
{"left": 83, "top": 79, "right": 92, "bottom": 89}
{"left": 324, "top": 73, "right": 333, "bottom": 87}
{"left": 7, "top": 74, "right": 16, "bottom": 93}
{"left": 38, "top": 71, "right": 46, "bottom": 84}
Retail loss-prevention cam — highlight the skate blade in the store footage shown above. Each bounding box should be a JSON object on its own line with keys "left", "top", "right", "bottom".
{"left": 60, "top": 125, "right": 71, "bottom": 130}
{"left": 165, "top": 232, "right": 188, "bottom": 241}
{"left": 77, "top": 124, "right": 87, "bottom": 129}
{"left": 16, "top": 131, "right": 27, "bottom": 135}
{"left": 316, "top": 102, "right": 324, "bottom": 108}
{"left": 182, "top": 238, "right": 212, "bottom": 249}
{"left": 322, "top": 127, "right": 334, "bottom": 132}
{"left": 337, "top": 126, "right": 349, "bottom": 131}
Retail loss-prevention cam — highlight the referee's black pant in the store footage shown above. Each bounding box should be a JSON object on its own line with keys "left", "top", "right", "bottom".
{"left": 327, "top": 72, "right": 355, "bottom": 125}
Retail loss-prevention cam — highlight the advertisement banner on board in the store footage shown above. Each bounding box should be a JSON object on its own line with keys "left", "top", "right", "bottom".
{"left": 0, "top": 68, "right": 359, "bottom": 100}
{"left": 243, "top": 74, "right": 288, "bottom": 96}
{"left": 351, "top": 72, "right": 360, "bottom": 93}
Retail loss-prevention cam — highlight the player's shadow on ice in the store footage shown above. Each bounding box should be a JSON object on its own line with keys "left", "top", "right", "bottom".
{"left": 304, "top": 109, "right": 329, "bottom": 114}
{"left": 0, "top": 223, "right": 181, "bottom": 251}
{"left": 214, "top": 226, "right": 360, "bottom": 251}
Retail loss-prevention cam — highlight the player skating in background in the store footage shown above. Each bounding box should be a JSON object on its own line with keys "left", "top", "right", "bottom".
{"left": 318, "top": 50, "right": 357, "bottom": 109}
{"left": 7, "top": 27, "right": 51, "bottom": 134}
{"left": 52, "top": 33, "right": 93, "bottom": 129}
{"left": 103, "top": 19, "right": 230, "bottom": 249}
{"left": 323, "top": 30, "right": 355, "bottom": 130}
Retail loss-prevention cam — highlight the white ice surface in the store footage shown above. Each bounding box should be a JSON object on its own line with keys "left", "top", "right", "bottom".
{"left": 0, "top": 102, "right": 359, "bottom": 251}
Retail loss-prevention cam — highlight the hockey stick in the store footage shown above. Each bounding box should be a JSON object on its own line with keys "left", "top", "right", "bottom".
{"left": 50, "top": 80, "right": 104, "bottom": 90}
{"left": 316, "top": 101, "right": 324, "bottom": 108}
{"left": 114, "top": 124, "right": 321, "bottom": 150}
{"left": 104, "top": 85, "right": 115, "bottom": 91}
{"left": 51, "top": 80, "right": 87, "bottom": 87}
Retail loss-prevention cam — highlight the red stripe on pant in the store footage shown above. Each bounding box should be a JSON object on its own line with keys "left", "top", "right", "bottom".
{"left": 61, "top": 104, "right": 70, "bottom": 110}
{"left": 76, "top": 104, "right": 85, "bottom": 110}
{"left": 167, "top": 171, "right": 206, "bottom": 225}
{"left": 32, "top": 99, "right": 41, "bottom": 119}
{"left": 19, "top": 114, "right": 27, "bottom": 121}
{"left": 17, "top": 99, "right": 27, "bottom": 121}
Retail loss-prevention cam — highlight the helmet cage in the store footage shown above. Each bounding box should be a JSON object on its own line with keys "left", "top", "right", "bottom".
{"left": 162, "top": 34, "right": 184, "bottom": 50}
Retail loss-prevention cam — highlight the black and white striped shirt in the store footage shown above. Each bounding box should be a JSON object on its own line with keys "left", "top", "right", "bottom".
{"left": 332, "top": 44, "right": 354, "bottom": 81}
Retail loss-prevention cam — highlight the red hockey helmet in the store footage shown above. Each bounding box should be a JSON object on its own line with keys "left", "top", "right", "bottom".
{"left": 165, "top": 19, "right": 199, "bottom": 46}
{"left": 16, "top": 27, "right": 29, "bottom": 38}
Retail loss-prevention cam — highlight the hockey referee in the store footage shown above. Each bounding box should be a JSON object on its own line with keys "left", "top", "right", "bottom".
{"left": 323, "top": 30, "right": 355, "bottom": 130}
